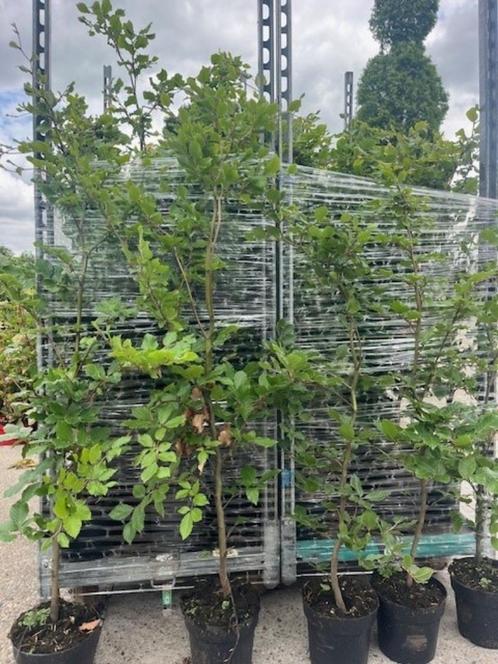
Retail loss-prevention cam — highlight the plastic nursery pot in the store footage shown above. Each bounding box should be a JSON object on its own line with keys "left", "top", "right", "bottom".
{"left": 302, "top": 579, "right": 379, "bottom": 664}
{"left": 449, "top": 557, "right": 498, "bottom": 649}
{"left": 12, "top": 626, "right": 102, "bottom": 664}
{"left": 375, "top": 576, "right": 447, "bottom": 664}
{"left": 181, "top": 584, "right": 261, "bottom": 664}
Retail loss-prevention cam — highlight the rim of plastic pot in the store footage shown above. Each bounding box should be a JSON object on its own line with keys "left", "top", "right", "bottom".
{"left": 11, "top": 624, "right": 102, "bottom": 659}
{"left": 302, "top": 579, "right": 380, "bottom": 625}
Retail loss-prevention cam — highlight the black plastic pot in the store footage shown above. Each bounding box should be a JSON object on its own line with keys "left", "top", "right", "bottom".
{"left": 182, "top": 599, "right": 260, "bottom": 664}
{"left": 302, "top": 583, "right": 379, "bottom": 664}
{"left": 450, "top": 560, "right": 498, "bottom": 649}
{"left": 12, "top": 625, "right": 102, "bottom": 664}
{"left": 376, "top": 578, "right": 447, "bottom": 664}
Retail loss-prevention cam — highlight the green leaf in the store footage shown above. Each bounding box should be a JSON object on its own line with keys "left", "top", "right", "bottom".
{"left": 379, "top": 420, "right": 401, "bottom": 440}
{"left": 131, "top": 506, "right": 145, "bottom": 533}
{"left": 109, "top": 503, "right": 133, "bottom": 521}
{"left": 409, "top": 565, "right": 433, "bottom": 584}
{"left": 53, "top": 494, "right": 68, "bottom": 519}
{"left": 251, "top": 436, "right": 277, "bottom": 448}
{"left": 0, "top": 522, "right": 15, "bottom": 543}
{"left": 10, "top": 501, "right": 28, "bottom": 528}
{"left": 123, "top": 522, "right": 136, "bottom": 545}
{"left": 76, "top": 2, "right": 90, "bottom": 12}
{"left": 180, "top": 511, "right": 194, "bottom": 540}
{"left": 339, "top": 421, "right": 354, "bottom": 441}
{"left": 57, "top": 532, "right": 70, "bottom": 548}
{"left": 193, "top": 493, "right": 209, "bottom": 507}
{"left": 246, "top": 487, "right": 259, "bottom": 505}
{"left": 191, "top": 508, "right": 203, "bottom": 523}
{"left": 141, "top": 462, "right": 158, "bottom": 483}
{"left": 264, "top": 154, "right": 281, "bottom": 177}
{"left": 233, "top": 371, "right": 248, "bottom": 390}
{"left": 133, "top": 484, "right": 146, "bottom": 499}
{"left": 289, "top": 99, "right": 302, "bottom": 113}
{"left": 63, "top": 516, "right": 82, "bottom": 539}
{"left": 74, "top": 502, "right": 92, "bottom": 521}
{"left": 366, "top": 489, "right": 389, "bottom": 503}
{"left": 458, "top": 457, "right": 477, "bottom": 481}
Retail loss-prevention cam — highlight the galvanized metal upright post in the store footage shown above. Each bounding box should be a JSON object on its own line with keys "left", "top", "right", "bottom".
{"left": 478, "top": 0, "right": 497, "bottom": 558}
{"left": 103, "top": 64, "right": 113, "bottom": 111}
{"left": 33, "top": 0, "right": 52, "bottom": 253}
{"left": 258, "top": 0, "right": 296, "bottom": 587}
{"left": 344, "top": 71, "right": 354, "bottom": 130}
{"left": 33, "top": 0, "right": 53, "bottom": 600}
{"left": 479, "top": 0, "right": 498, "bottom": 198}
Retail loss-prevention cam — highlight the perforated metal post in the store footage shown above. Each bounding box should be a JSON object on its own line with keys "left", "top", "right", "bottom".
{"left": 258, "top": 0, "right": 296, "bottom": 586}
{"left": 344, "top": 71, "right": 354, "bottom": 130}
{"left": 33, "top": 0, "right": 52, "bottom": 600}
{"left": 479, "top": 0, "right": 498, "bottom": 199}
{"left": 103, "top": 64, "right": 113, "bottom": 111}
{"left": 478, "top": 0, "right": 498, "bottom": 558}
{"left": 32, "top": 0, "right": 52, "bottom": 255}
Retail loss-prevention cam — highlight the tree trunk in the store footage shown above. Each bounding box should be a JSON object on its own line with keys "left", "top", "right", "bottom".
{"left": 475, "top": 486, "right": 487, "bottom": 562}
{"left": 50, "top": 538, "right": 60, "bottom": 623}
{"left": 215, "top": 446, "right": 231, "bottom": 597}
{"left": 330, "top": 537, "right": 346, "bottom": 613}
{"left": 407, "top": 478, "right": 429, "bottom": 587}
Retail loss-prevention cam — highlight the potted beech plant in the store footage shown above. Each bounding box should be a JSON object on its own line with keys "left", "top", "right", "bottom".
{"left": 0, "top": 173, "right": 128, "bottom": 664}
{"left": 77, "top": 5, "right": 311, "bottom": 654}
{"left": 447, "top": 404, "right": 498, "bottom": 649}
{"left": 0, "top": 26, "right": 131, "bottom": 661}
{"left": 447, "top": 274, "right": 498, "bottom": 649}
{"left": 103, "top": 55, "right": 314, "bottom": 662}
{"left": 373, "top": 185, "right": 484, "bottom": 664}
{"left": 289, "top": 206, "right": 389, "bottom": 664}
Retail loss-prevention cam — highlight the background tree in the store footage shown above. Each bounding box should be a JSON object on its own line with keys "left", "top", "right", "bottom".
{"left": 369, "top": 0, "right": 439, "bottom": 48}
{"left": 357, "top": 0, "right": 448, "bottom": 133}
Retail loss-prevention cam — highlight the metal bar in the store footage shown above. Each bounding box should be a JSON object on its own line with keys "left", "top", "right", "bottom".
{"left": 258, "top": 0, "right": 276, "bottom": 104}
{"left": 344, "top": 71, "right": 354, "bottom": 130}
{"left": 40, "top": 547, "right": 268, "bottom": 590}
{"left": 103, "top": 64, "right": 113, "bottom": 111}
{"left": 478, "top": 1, "right": 498, "bottom": 558}
{"left": 33, "top": 0, "right": 52, "bottom": 600}
{"left": 297, "top": 533, "right": 476, "bottom": 565}
{"left": 479, "top": 0, "right": 498, "bottom": 198}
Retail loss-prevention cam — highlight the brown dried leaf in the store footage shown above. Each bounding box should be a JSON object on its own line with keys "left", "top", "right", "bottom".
{"left": 9, "top": 458, "right": 36, "bottom": 469}
{"left": 192, "top": 412, "right": 206, "bottom": 434}
{"left": 191, "top": 387, "right": 203, "bottom": 401}
{"left": 175, "top": 440, "right": 193, "bottom": 458}
{"left": 79, "top": 619, "right": 102, "bottom": 633}
{"left": 217, "top": 424, "right": 233, "bottom": 448}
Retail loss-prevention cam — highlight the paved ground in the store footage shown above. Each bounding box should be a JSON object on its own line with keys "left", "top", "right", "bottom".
{"left": 1, "top": 445, "right": 496, "bottom": 663}
{"left": 0, "top": 445, "right": 37, "bottom": 664}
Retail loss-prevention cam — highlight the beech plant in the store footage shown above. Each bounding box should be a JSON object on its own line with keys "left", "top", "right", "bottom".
{"left": 290, "top": 205, "right": 390, "bottom": 612}
{"left": 0, "top": 43, "right": 130, "bottom": 623}
{"left": 374, "top": 183, "right": 491, "bottom": 586}
{"left": 75, "top": 0, "right": 316, "bottom": 608}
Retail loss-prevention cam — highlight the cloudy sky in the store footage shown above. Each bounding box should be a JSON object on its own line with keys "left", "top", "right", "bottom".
{"left": 0, "top": 0, "right": 480, "bottom": 253}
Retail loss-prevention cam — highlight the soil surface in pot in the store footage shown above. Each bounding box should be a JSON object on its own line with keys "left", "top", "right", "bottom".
{"left": 450, "top": 557, "right": 498, "bottom": 593}
{"left": 304, "top": 577, "right": 378, "bottom": 618}
{"left": 181, "top": 579, "right": 259, "bottom": 631}
{"left": 373, "top": 573, "right": 445, "bottom": 609}
{"left": 10, "top": 599, "right": 101, "bottom": 655}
